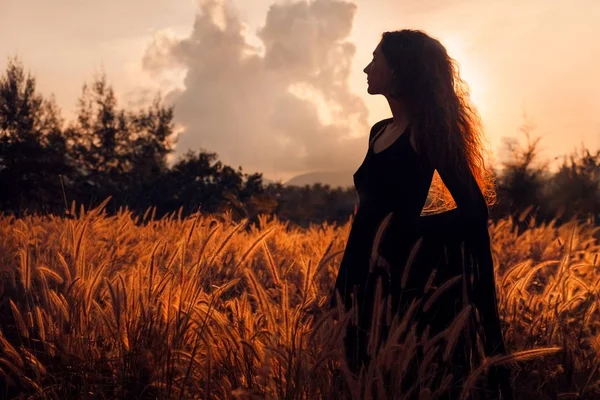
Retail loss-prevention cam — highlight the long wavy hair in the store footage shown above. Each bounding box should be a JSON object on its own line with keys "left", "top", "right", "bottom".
{"left": 380, "top": 30, "right": 496, "bottom": 210}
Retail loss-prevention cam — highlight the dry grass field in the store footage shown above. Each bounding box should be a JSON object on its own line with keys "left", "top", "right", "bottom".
{"left": 0, "top": 200, "right": 599, "bottom": 399}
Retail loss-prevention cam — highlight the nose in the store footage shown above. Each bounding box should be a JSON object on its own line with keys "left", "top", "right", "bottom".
{"left": 364, "top": 60, "right": 371, "bottom": 72}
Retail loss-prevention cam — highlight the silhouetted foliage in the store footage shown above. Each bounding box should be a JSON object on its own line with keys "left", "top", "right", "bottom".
{"left": 271, "top": 183, "right": 358, "bottom": 227}
{"left": 494, "top": 118, "right": 552, "bottom": 224}
{"left": 548, "top": 147, "right": 600, "bottom": 221}
{"left": 155, "top": 150, "right": 268, "bottom": 218}
{"left": 63, "top": 75, "right": 176, "bottom": 211}
{"left": 0, "top": 58, "right": 75, "bottom": 214}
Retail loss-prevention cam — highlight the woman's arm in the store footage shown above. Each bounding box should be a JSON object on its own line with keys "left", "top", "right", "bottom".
{"left": 416, "top": 160, "right": 489, "bottom": 235}
{"left": 426, "top": 156, "right": 504, "bottom": 344}
{"left": 426, "top": 157, "right": 512, "bottom": 397}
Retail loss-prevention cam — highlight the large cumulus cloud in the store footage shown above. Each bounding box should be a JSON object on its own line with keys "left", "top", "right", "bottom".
{"left": 142, "top": 0, "right": 369, "bottom": 179}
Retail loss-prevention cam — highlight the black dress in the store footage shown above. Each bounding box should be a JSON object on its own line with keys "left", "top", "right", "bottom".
{"left": 330, "top": 118, "right": 512, "bottom": 399}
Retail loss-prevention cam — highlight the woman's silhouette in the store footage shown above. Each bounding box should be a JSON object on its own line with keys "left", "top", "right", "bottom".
{"left": 330, "top": 30, "right": 513, "bottom": 399}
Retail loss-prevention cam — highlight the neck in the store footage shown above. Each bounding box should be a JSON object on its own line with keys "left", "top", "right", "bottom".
{"left": 385, "top": 96, "right": 410, "bottom": 132}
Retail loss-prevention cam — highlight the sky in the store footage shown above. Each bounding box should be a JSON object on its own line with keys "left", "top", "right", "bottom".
{"left": 1, "top": 0, "right": 599, "bottom": 182}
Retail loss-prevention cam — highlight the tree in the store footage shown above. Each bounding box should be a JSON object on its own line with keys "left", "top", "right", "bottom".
{"left": 495, "top": 116, "right": 551, "bottom": 223}
{"left": 548, "top": 147, "right": 600, "bottom": 221}
{"left": 159, "top": 150, "right": 245, "bottom": 217}
{"left": 64, "top": 75, "right": 176, "bottom": 210}
{"left": 0, "top": 57, "right": 74, "bottom": 214}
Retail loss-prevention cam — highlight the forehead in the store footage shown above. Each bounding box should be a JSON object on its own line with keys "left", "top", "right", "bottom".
{"left": 373, "top": 42, "right": 383, "bottom": 55}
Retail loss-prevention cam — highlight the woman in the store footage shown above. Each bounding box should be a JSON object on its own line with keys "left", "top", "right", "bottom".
{"left": 329, "top": 30, "right": 512, "bottom": 399}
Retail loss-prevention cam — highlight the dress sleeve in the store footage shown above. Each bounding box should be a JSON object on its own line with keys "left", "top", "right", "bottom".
{"left": 425, "top": 158, "right": 512, "bottom": 396}
{"left": 426, "top": 158, "right": 505, "bottom": 341}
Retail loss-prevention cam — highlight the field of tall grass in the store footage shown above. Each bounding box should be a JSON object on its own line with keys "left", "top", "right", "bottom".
{"left": 0, "top": 200, "right": 599, "bottom": 399}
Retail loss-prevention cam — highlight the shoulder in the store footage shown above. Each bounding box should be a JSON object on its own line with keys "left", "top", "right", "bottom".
{"left": 368, "top": 117, "right": 393, "bottom": 141}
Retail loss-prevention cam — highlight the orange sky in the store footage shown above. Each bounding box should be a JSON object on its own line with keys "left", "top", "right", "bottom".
{"left": 1, "top": 0, "right": 599, "bottom": 182}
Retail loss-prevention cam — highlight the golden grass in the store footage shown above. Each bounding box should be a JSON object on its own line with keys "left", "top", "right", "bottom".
{"left": 0, "top": 203, "right": 598, "bottom": 399}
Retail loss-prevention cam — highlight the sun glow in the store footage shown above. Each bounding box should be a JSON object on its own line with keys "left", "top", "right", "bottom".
{"left": 441, "top": 35, "right": 489, "bottom": 116}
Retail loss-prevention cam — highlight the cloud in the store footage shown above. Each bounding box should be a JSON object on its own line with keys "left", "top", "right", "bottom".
{"left": 142, "top": 0, "right": 369, "bottom": 179}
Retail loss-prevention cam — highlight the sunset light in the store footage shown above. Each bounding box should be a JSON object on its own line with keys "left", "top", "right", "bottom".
{"left": 441, "top": 34, "right": 489, "bottom": 116}
{"left": 1, "top": 1, "right": 599, "bottom": 398}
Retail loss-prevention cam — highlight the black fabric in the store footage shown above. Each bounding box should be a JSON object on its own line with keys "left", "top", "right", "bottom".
{"left": 329, "top": 118, "right": 513, "bottom": 399}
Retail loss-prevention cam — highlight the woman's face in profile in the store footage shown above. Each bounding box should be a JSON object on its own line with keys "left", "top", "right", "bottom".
{"left": 363, "top": 42, "right": 393, "bottom": 96}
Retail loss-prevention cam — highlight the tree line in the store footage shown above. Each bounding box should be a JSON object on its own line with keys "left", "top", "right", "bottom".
{"left": 1, "top": 58, "right": 598, "bottom": 227}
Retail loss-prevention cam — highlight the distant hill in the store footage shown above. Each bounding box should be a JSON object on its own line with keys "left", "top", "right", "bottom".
{"left": 261, "top": 177, "right": 277, "bottom": 185}
{"left": 283, "top": 171, "right": 355, "bottom": 189}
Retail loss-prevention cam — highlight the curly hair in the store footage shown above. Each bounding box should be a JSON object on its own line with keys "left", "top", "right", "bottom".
{"left": 380, "top": 30, "right": 496, "bottom": 209}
